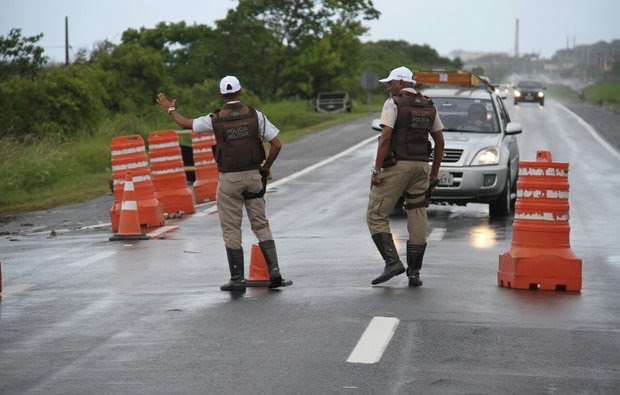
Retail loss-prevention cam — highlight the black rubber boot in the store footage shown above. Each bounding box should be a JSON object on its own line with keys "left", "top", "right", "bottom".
{"left": 220, "top": 248, "right": 246, "bottom": 292}
{"left": 371, "top": 233, "right": 406, "bottom": 285}
{"left": 259, "top": 240, "right": 283, "bottom": 289}
{"left": 407, "top": 243, "right": 426, "bottom": 287}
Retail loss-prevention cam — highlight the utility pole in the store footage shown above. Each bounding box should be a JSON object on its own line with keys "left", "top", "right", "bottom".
{"left": 514, "top": 18, "right": 519, "bottom": 58}
{"left": 65, "top": 16, "right": 69, "bottom": 65}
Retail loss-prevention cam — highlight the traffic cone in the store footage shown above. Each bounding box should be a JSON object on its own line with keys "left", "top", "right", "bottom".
{"left": 246, "top": 244, "right": 292, "bottom": 287}
{"left": 246, "top": 244, "right": 270, "bottom": 287}
{"left": 110, "top": 173, "right": 150, "bottom": 241}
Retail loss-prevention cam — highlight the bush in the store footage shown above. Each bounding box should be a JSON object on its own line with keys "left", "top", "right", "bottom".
{"left": 0, "top": 65, "right": 107, "bottom": 140}
{"left": 98, "top": 43, "right": 171, "bottom": 113}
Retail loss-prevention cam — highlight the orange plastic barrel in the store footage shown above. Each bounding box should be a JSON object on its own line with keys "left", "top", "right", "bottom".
{"left": 109, "top": 135, "right": 164, "bottom": 231}
{"left": 498, "top": 150, "right": 582, "bottom": 291}
{"left": 148, "top": 130, "right": 195, "bottom": 215}
{"left": 192, "top": 131, "right": 219, "bottom": 202}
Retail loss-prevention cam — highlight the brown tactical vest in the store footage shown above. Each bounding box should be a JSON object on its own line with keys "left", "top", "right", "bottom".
{"left": 392, "top": 91, "right": 436, "bottom": 162}
{"left": 211, "top": 102, "right": 265, "bottom": 173}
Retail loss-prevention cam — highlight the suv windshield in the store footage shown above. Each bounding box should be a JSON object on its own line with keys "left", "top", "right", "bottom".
{"left": 433, "top": 98, "right": 500, "bottom": 133}
{"left": 517, "top": 80, "right": 543, "bottom": 89}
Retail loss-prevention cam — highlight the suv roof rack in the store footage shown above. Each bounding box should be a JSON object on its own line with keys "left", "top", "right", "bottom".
{"left": 414, "top": 70, "right": 495, "bottom": 92}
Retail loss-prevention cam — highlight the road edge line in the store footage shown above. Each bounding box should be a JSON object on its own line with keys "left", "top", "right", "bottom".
{"left": 557, "top": 104, "right": 620, "bottom": 161}
{"left": 267, "top": 135, "right": 377, "bottom": 190}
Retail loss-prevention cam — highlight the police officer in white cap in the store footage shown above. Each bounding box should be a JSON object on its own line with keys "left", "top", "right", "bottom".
{"left": 157, "top": 76, "right": 286, "bottom": 292}
{"left": 367, "top": 66, "right": 445, "bottom": 287}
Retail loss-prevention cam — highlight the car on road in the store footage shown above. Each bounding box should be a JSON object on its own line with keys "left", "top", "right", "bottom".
{"left": 513, "top": 80, "right": 545, "bottom": 106}
{"left": 373, "top": 71, "right": 522, "bottom": 217}
{"left": 315, "top": 92, "right": 352, "bottom": 112}
{"left": 494, "top": 83, "right": 510, "bottom": 99}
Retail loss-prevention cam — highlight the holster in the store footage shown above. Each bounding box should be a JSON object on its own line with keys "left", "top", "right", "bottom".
{"left": 405, "top": 178, "right": 440, "bottom": 210}
{"left": 382, "top": 151, "right": 397, "bottom": 168}
{"left": 242, "top": 170, "right": 268, "bottom": 200}
{"left": 425, "top": 178, "right": 440, "bottom": 207}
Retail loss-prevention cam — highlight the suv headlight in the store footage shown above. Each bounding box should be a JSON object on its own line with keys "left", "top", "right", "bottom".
{"left": 537, "top": 91, "right": 544, "bottom": 98}
{"left": 471, "top": 147, "right": 500, "bottom": 166}
{"left": 514, "top": 90, "right": 521, "bottom": 97}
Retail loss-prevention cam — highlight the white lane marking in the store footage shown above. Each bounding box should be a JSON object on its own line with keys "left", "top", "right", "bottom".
{"left": 607, "top": 256, "right": 620, "bottom": 266}
{"left": 268, "top": 135, "right": 377, "bottom": 189}
{"left": 0, "top": 284, "right": 34, "bottom": 295}
{"left": 204, "top": 206, "right": 218, "bottom": 215}
{"left": 27, "top": 223, "right": 111, "bottom": 235}
{"left": 347, "top": 316, "right": 399, "bottom": 364}
{"left": 558, "top": 104, "right": 620, "bottom": 161}
{"left": 68, "top": 250, "right": 117, "bottom": 267}
{"left": 146, "top": 225, "right": 179, "bottom": 238}
{"left": 22, "top": 225, "right": 47, "bottom": 233}
{"left": 428, "top": 228, "right": 446, "bottom": 241}
{"left": 197, "top": 201, "right": 217, "bottom": 215}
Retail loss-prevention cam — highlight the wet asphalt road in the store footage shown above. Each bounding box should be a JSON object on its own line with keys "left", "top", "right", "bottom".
{"left": 1, "top": 103, "right": 620, "bottom": 394}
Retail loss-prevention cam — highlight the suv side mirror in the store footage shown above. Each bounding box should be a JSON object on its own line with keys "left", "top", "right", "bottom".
{"left": 505, "top": 122, "right": 522, "bottom": 135}
{"left": 371, "top": 118, "right": 382, "bottom": 132}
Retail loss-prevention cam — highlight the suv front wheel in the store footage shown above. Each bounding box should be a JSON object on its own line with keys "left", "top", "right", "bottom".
{"left": 489, "top": 175, "right": 512, "bottom": 218}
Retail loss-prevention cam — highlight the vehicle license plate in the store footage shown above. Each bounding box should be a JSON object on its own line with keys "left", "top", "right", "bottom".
{"left": 438, "top": 172, "right": 453, "bottom": 186}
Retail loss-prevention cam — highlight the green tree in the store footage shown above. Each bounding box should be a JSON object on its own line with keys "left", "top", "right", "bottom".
{"left": 89, "top": 39, "right": 116, "bottom": 62}
{"left": 216, "top": 0, "right": 380, "bottom": 98}
{"left": 0, "top": 28, "right": 47, "bottom": 79}
{"left": 359, "top": 40, "right": 460, "bottom": 78}
{"left": 96, "top": 43, "right": 170, "bottom": 112}
{"left": 210, "top": 7, "right": 281, "bottom": 98}
{"left": 122, "top": 22, "right": 217, "bottom": 86}
{"left": 471, "top": 66, "right": 485, "bottom": 76}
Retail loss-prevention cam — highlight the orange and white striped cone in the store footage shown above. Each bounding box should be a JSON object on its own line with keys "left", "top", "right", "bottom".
{"left": 110, "top": 173, "right": 150, "bottom": 241}
{"left": 246, "top": 244, "right": 270, "bottom": 287}
{"left": 246, "top": 244, "right": 292, "bottom": 288}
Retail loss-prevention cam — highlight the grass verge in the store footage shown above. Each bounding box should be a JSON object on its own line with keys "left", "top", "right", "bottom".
{"left": 547, "top": 81, "right": 620, "bottom": 112}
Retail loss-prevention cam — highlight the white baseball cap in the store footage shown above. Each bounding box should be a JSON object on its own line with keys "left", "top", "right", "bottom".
{"left": 219, "top": 75, "right": 241, "bottom": 94}
{"left": 379, "top": 66, "right": 416, "bottom": 83}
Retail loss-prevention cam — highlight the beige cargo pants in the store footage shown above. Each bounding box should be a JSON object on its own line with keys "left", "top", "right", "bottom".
{"left": 216, "top": 169, "right": 273, "bottom": 250}
{"left": 366, "top": 160, "right": 430, "bottom": 245}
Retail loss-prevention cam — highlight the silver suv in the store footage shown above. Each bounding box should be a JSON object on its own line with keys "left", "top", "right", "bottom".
{"left": 423, "top": 85, "right": 522, "bottom": 217}
{"left": 372, "top": 79, "right": 522, "bottom": 217}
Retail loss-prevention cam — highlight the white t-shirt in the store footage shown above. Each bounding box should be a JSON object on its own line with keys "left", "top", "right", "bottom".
{"left": 379, "top": 88, "right": 444, "bottom": 132}
{"left": 192, "top": 102, "right": 280, "bottom": 142}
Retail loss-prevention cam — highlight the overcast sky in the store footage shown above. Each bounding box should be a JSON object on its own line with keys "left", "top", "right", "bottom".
{"left": 1, "top": 0, "right": 618, "bottom": 63}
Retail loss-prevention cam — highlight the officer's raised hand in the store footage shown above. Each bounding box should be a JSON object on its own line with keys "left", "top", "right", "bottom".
{"left": 156, "top": 92, "right": 176, "bottom": 111}
{"left": 156, "top": 92, "right": 193, "bottom": 130}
